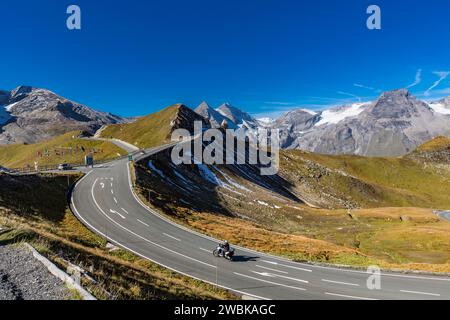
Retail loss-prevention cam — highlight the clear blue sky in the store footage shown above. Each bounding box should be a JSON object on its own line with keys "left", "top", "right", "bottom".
{"left": 1, "top": 0, "right": 450, "bottom": 118}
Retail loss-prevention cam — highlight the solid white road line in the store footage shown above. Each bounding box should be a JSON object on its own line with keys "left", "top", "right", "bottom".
{"left": 251, "top": 271, "right": 308, "bottom": 284}
{"left": 234, "top": 272, "right": 306, "bottom": 291}
{"left": 163, "top": 233, "right": 181, "bottom": 242}
{"left": 137, "top": 219, "right": 150, "bottom": 227}
{"left": 324, "top": 292, "right": 378, "bottom": 300}
{"left": 90, "top": 178, "right": 216, "bottom": 269}
{"left": 72, "top": 165, "right": 268, "bottom": 301}
{"left": 261, "top": 260, "right": 313, "bottom": 273}
{"left": 109, "top": 209, "right": 126, "bottom": 220}
{"left": 400, "top": 290, "right": 441, "bottom": 297}
{"left": 255, "top": 265, "right": 289, "bottom": 274}
{"left": 321, "top": 279, "right": 360, "bottom": 287}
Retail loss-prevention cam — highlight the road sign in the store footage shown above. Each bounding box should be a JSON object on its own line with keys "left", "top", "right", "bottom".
{"left": 85, "top": 154, "right": 94, "bottom": 166}
{"left": 128, "top": 154, "right": 133, "bottom": 161}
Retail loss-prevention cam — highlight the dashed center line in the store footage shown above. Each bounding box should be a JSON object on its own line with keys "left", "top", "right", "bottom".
{"left": 234, "top": 272, "right": 306, "bottom": 291}
{"left": 137, "top": 219, "right": 149, "bottom": 227}
{"left": 400, "top": 290, "right": 441, "bottom": 297}
{"left": 113, "top": 197, "right": 118, "bottom": 204}
{"left": 261, "top": 260, "right": 313, "bottom": 272}
{"left": 120, "top": 208, "right": 129, "bottom": 214}
{"left": 325, "top": 292, "right": 378, "bottom": 300}
{"left": 109, "top": 209, "right": 125, "bottom": 219}
{"left": 255, "top": 265, "right": 289, "bottom": 274}
{"left": 111, "top": 189, "right": 114, "bottom": 195}
{"left": 163, "top": 233, "right": 181, "bottom": 242}
{"left": 199, "top": 248, "right": 211, "bottom": 253}
{"left": 322, "top": 279, "right": 360, "bottom": 287}
{"left": 250, "top": 271, "right": 308, "bottom": 284}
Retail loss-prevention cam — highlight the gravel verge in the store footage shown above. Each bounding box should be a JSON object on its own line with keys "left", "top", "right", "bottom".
{"left": 0, "top": 244, "right": 72, "bottom": 300}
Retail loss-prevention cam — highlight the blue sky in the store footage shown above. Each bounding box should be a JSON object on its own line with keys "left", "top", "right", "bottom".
{"left": 1, "top": 0, "right": 450, "bottom": 118}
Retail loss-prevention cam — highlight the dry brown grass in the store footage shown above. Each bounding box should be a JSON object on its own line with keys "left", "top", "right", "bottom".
{"left": 0, "top": 172, "right": 237, "bottom": 300}
{"left": 186, "top": 211, "right": 360, "bottom": 261}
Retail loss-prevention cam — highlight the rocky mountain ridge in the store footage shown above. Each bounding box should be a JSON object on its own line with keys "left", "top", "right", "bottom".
{"left": 0, "top": 86, "right": 125, "bottom": 145}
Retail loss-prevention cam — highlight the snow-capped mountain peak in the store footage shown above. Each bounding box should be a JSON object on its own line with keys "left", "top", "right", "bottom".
{"left": 428, "top": 97, "right": 450, "bottom": 115}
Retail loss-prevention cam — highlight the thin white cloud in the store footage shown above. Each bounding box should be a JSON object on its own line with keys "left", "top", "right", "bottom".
{"left": 263, "top": 101, "right": 295, "bottom": 106}
{"left": 424, "top": 71, "right": 450, "bottom": 96}
{"left": 337, "top": 91, "right": 361, "bottom": 102}
{"left": 406, "top": 69, "right": 422, "bottom": 88}
{"left": 354, "top": 83, "right": 373, "bottom": 90}
{"left": 353, "top": 83, "right": 382, "bottom": 93}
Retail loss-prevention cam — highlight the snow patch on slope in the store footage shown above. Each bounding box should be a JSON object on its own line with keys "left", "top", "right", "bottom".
{"left": 300, "top": 109, "right": 318, "bottom": 116}
{"left": 315, "top": 102, "right": 369, "bottom": 126}
{"left": 148, "top": 160, "right": 165, "bottom": 178}
{"left": 198, "top": 164, "right": 222, "bottom": 186}
{"left": 428, "top": 103, "right": 450, "bottom": 115}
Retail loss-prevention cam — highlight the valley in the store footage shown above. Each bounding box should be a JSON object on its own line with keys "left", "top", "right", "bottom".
{"left": 1, "top": 85, "right": 450, "bottom": 300}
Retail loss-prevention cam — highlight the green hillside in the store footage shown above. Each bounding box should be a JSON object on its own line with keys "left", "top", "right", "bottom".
{"left": 100, "top": 104, "right": 181, "bottom": 149}
{"left": 281, "top": 147, "right": 450, "bottom": 209}
{"left": 0, "top": 131, "right": 126, "bottom": 169}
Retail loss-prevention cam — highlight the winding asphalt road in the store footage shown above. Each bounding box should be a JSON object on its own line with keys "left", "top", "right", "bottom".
{"left": 70, "top": 142, "right": 450, "bottom": 300}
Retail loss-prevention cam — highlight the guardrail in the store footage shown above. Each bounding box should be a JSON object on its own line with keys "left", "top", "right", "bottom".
{"left": 6, "top": 153, "right": 135, "bottom": 175}
{"left": 2, "top": 141, "right": 179, "bottom": 176}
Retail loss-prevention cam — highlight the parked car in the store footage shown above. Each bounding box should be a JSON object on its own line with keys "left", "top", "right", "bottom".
{"left": 58, "top": 163, "right": 72, "bottom": 171}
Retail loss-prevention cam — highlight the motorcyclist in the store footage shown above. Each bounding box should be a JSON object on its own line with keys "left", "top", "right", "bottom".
{"left": 222, "top": 241, "right": 230, "bottom": 256}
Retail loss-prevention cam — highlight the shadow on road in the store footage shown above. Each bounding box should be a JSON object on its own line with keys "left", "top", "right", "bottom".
{"left": 232, "top": 255, "right": 260, "bottom": 263}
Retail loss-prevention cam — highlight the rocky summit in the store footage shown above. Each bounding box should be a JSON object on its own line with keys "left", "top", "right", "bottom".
{"left": 197, "top": 89, "right": 450, "bottom": 157}
{"left": 0, "top": 86, "right": 125, "bottom": 145}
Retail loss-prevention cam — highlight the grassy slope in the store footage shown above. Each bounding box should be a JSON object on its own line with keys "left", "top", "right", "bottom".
{"left": 0, "top": 131, "right": 126, "bottom": 169}
{"left": 100, "top": 105, "right": 180, "bottom": 149}
{"left": 0, "top": 173, "right": 235, "bottom": 300}
{"left": 414, "top": 136, "right": 450, "bottom": 153}
{"left": 280, "top": 148, "right": 450, "bottom": 209}
{"left": 133, "top": 136, "right": 450, "bottom": 273}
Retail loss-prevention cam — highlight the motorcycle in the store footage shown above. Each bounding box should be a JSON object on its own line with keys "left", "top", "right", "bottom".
{"left": 213, "top": 244, "right": 235, "bottom": 261}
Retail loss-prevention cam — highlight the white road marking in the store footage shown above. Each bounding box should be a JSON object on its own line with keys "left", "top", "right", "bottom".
{"left": 100, "top": 183, "right": 105, "bottom": 189}
{"left": 255, "top": 265, "right": 289, "bottom": 274}
{"left": 261, "top": 260, "right": 313, "bottom": 272}
{"left": 120, "top": 208, "right": 129, "bottom": 214}
{"left": 325, "top": 292, "right": 378, "bottom": 300}
{"left": 70, "top": 160, "right": 450, "bottom": 301}
{"left": 251, "top": 271, "right": 308, "bottom": 284}
{"left": 199, "top": 248, "right": 211, "bottom": 253}
{"left": 400, "top": 290, "right": 441, "bottom": 297}
{"left": 322, "top": 279, "right": 360, "bottom": 287}
{"left": 71, "top": 165, "right": 271, "bottom": 301}
{"left": 109, "top": 209, "right": 125, "bottom": 220}
{"left": 234, "top": 272, "right": 306, "bottom": 291}
{"left": 113, "top": 197, "right": 118, "bottom": 204}
{"left": 111, "top": 189, "right": 114, "bottom": 195}
{"left": 137, "top": 219, "right": 149, "bottom": 227}
{"left": 163, "top": 233, "right": 181, "bottom": 242}
{"left": 90, "top": 178, "right": 216, "bottom": 269}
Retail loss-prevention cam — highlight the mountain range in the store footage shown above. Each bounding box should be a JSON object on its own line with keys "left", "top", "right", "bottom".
{"left": 196, "top": 89, "right": 450, "bottom": 156}
{"left": 2, "top": 85, "right": 450, "bottom": 157}
{"left": 195, "top": 101, "right": 260, "bottom": 130}
{"left": 0, "top": 86, "right": 125, "bottom": 145}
